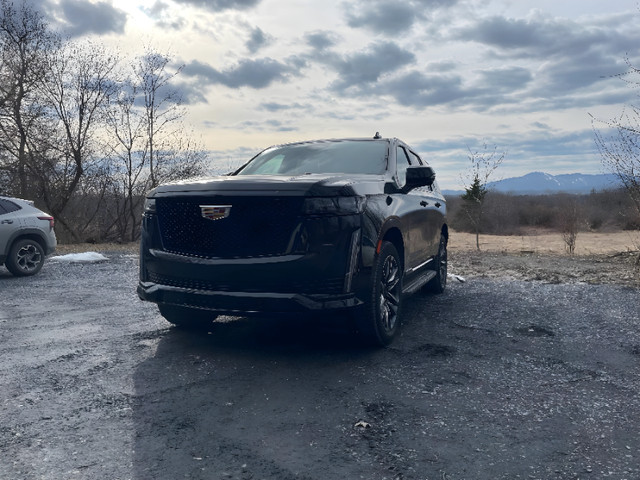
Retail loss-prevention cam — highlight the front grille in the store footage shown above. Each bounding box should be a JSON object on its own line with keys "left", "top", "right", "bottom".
{"left": 156, "top": 196, "right": 304, "bottom": 258}
{"left": 148, "top": 271, "right": 345, "bottom": 294}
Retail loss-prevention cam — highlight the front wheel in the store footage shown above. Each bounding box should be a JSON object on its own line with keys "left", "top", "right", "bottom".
{"left": 5, "top": 239, "right": 45, "bottom": 276}
{"left": 158, "top": 304, "right": 218, "bottom": 330}
{"left": 355, "top": 241, "right": 403, "bottom": 346}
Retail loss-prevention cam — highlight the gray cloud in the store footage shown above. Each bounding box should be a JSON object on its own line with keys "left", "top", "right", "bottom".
{"left": 142, "top": 1, "right": 186, "bottom": 30}
{"left": 260, "top": 102, "right": 308, "bottom": 112}
{"left": 58, "top": 0, "right": 127, "bottom": 37}
{"left": 380, "top": 70, "right": 472, "bottom": 107}
{"left": 328, "top": 42, "right": 416, "bottom": 91}
{"left": 174, "top": 81, "right": 209, "bottom": 105}
{"left": 454, "top": 14, "right": 629, "bottom": 60}
{"left": 170, "top": 0, "right": 261, "bottom": 12}
{"left": 346, "top": 0, "right": 459, "bottom": 35}
{"left": 305, "top": 31, "right": 339, "bottom": 51}
{"left": 478, "top": 67, "right": 532, "bottom": 92}
{"left": 347, "top": 1, "right": 417, "bottom": 35}
{"left": 145, "top": 0, "right": 170, "bottom": 17}
{"left": 246, "top": 27, "right": 270, "bottom": 54}
{"left": 183, "top": 57, "right": 301, "bottom": 89}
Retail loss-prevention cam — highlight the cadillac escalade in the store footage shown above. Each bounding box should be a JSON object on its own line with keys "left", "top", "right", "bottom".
{"left": 137, "top": 135, "right": 448, "bottom": 345}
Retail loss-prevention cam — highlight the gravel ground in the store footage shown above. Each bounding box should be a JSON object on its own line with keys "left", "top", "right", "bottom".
{"left": 0, "top": 247, "right": 639, "bottom": 480}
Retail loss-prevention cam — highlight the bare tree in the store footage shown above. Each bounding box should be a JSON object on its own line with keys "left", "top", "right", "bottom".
{"left": 137, "top": 48, "right": 185, "bottom": 189}
{"left": 460, "top": 142, "right": 505, "bottom": 250}
{"left": 103, "top": 48, "right": 205, "bottom": 242}
{"left": 593, "top": 108, "right": 640, "bottom": 218}
{"left": 0, "top": 11, "right": 205, "bottom": 243}
{"left": 36, "top": 40, "right": 119, "bottom": 240}
{"left": 592, "top": 57, "right": 640, "bottom": 266}
{"left": 0, "top": 0, "right": 58, "bottom": 197}
{"left": 558, "top": 196, "right": 582, "bottom": 254}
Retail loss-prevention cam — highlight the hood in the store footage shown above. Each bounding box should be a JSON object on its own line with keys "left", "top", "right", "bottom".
{"left": 149, "top": 173, "right": 388, "bottom": 197}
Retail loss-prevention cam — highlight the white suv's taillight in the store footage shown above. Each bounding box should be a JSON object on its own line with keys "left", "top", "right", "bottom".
{"left": 38, "top": 216, "right": 54, "bottom": 230}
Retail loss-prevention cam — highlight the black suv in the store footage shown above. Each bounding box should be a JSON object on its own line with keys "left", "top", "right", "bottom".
{"left": 138, "top": 136, "right": 448, "bottom": 345}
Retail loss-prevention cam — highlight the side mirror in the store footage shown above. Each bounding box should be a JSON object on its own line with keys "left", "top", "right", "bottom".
{"left": 404, "top": 166, "right": 435, "bottom": 192}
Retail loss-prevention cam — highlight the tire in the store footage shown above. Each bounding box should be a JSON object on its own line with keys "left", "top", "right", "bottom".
{"left": 5, "top": 239, "right": 45, "bottom": 277}
{"left": 355, "top": 241, "right": 403, "bottom": 346}
{"left": 158, "top": 304, "right": 218, "bottom": 330}
{"left": 424, "top": 233, "right": 447, "bottom": 294}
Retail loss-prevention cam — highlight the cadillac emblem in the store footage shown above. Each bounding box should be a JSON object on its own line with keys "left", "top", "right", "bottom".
{"left": 200, "top": 205, "right": 231, "bottom": 221}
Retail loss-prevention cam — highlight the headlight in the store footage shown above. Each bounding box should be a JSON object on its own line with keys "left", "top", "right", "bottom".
{"left": 143, "top": 198, "right": 156, "bottom": 214}
{"left": 302, "top": 196, "right": 366, "bottom": 216}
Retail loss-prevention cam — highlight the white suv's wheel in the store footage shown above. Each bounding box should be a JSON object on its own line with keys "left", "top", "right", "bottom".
{"left": 6, "top": 239, "right": 45, "bottom": 276}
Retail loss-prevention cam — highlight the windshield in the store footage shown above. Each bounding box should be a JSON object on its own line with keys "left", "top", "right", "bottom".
{"left": 236, "top": 140, "right": 389, "bottom": 176}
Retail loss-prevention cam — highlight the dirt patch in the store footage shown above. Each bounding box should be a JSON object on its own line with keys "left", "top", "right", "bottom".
{"left": 447, "top": 229, "right": 640, "bottom": 288}
{"left": 449, "top": 250, "right": 639, "bottom": 288}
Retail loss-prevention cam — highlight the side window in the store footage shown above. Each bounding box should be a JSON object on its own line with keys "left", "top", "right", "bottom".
{"left": 396, "top": 147, "right": 411, "bottom": 186}
{"left": 0, "top": 199, "right": 20, "bottom": 215}
{"left": 408, "top": 151, "right": 422, "bottom": 165}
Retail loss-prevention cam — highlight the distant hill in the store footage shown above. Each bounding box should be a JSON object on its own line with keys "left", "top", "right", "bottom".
{"left": 443, "top": 172, "right": 621, "bottom": 196}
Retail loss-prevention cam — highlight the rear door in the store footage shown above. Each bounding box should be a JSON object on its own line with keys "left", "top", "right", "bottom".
{"left": 0, "top": 199, "right": 22, "bottom": 255}
{"left": 405, "top": 148, "right": 445, "bottom": 259}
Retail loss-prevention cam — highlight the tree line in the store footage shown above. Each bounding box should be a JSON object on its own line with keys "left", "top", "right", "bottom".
{"left": 0, "top": 0, "right": 206, "bottom": 243}
{"left": 448, "top": 188, "right": 640, "bottom": 236}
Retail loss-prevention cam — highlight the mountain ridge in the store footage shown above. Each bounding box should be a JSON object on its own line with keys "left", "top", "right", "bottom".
{"left": 443, "top": 172, "right": 621, "bottom": 195}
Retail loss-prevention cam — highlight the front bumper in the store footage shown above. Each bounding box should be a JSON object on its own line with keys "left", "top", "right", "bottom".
{"left": 137, "top": 281, "right": 363, "bottom": 316}
{"left": 138, "top": 203, "right": 374, "bottom": 316}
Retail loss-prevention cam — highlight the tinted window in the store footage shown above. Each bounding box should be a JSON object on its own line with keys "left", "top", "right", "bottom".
{"left": 237, "top": 140, "right": 389, "bottom": 176}
{"left": 0, "top": 199, "right": 20, "bottom": 215}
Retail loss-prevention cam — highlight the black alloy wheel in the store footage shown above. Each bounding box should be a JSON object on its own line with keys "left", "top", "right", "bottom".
{"left": 356, "top": 241, "right": 403, "bottom": 346}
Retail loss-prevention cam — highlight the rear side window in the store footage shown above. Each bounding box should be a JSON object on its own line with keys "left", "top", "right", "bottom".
{"left": 0, "top": 199, "right": 20, "bottom": 215}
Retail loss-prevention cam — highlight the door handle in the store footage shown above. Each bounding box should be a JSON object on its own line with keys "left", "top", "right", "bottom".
{"left": 1, "top": 219, "right": 13, "bottom": 224}
{"left": 420, "top": 201, "right": 428, "bottom": 207}
{"left": 435, "top": 202, "right": 441, "bottom": 208}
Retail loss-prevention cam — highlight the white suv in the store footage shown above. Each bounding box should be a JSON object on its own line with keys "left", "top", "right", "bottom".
{"left": 0, "top": 196, "right": 57, "bottom": 276}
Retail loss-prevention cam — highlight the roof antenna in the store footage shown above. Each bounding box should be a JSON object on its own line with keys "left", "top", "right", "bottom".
{"left": 373, "top": 131, "right": 381, "bottom": 139}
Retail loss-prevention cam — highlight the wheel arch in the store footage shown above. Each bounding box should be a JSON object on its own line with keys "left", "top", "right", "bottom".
{"left": 441, "top": 223, "right": 449, "bottom": 243}
{"left": 8, "top": 231, "right": 47, "bottom": 253}
{"left": 379, "top": 226, "right": 405, "bottom": 271}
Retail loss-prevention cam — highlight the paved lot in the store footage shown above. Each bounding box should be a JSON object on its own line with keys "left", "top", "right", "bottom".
{"left": 1, "top": 253, "right": 639, "bottom": 480}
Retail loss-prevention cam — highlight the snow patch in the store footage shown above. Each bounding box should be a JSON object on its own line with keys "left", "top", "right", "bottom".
{"left": 50, "top": 252, "right": 109, "bottom": 263}
{"left": 448, "top": 273, "right": 466, "bottom": 283}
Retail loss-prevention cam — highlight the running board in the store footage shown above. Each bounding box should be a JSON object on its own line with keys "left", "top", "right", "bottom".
{"left": 402, "top": 270, "right": 437, "bottom": 295}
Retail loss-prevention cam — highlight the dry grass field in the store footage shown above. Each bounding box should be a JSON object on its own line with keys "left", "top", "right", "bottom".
{"left": 449, "top": 229, "right": 640, "bottom": 256}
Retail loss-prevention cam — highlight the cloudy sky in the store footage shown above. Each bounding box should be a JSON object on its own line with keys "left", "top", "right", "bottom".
{"left": 35, "top": 0, "right": 640, "bottom": 188}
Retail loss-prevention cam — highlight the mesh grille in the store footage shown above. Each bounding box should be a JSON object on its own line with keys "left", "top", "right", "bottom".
{"left": 156, "top": 196, "right": 304, "bottom": 258}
